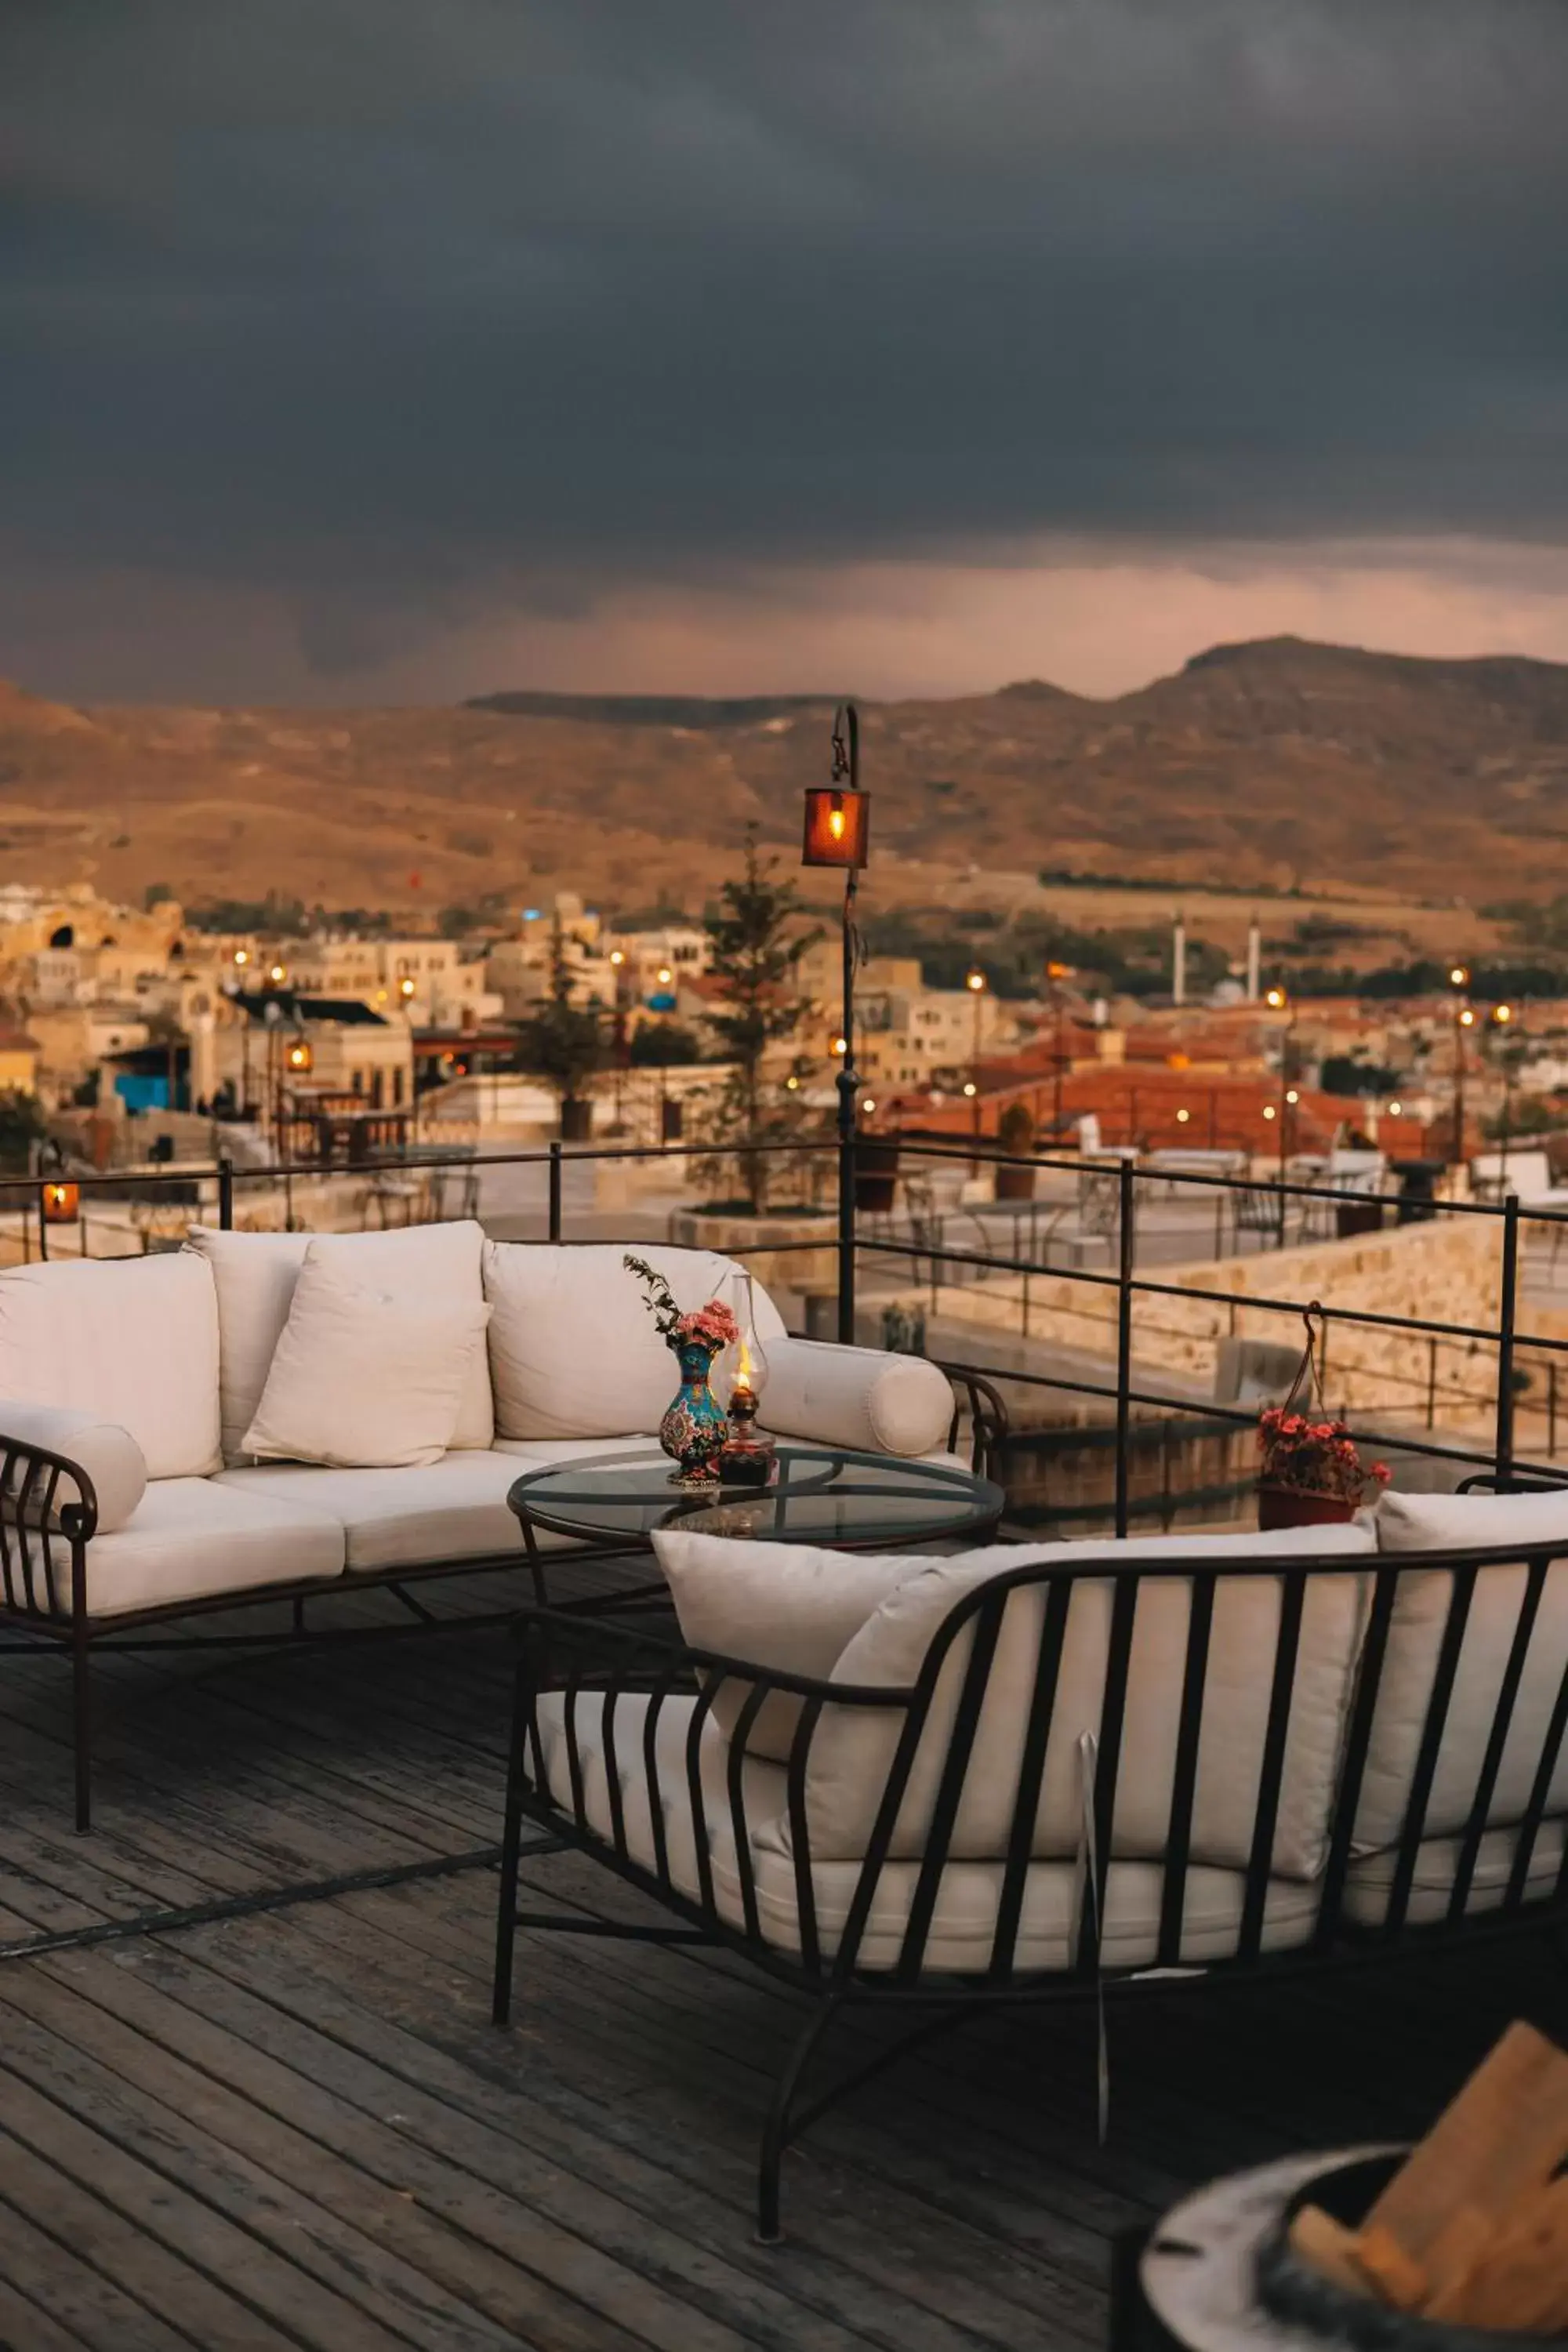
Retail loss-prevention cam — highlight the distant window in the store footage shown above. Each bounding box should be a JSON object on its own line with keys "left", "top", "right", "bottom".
{"left": 48, "top": 924, "right": 73, "bottom": 949}
{"left": 371, "top": 1069, "right": 385, "bottom": 1109}
{"left": 392, "top": 1066, "right": 405, "bottom": 1106}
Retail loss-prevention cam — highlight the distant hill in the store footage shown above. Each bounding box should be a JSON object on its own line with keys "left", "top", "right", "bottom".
{"left": 2, "top": 635, "right": 1567, "bottom": 918}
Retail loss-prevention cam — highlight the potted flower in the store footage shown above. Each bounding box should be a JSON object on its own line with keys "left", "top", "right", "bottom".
{"left": 623, "top": 1254, "right": 740, "bottom": 1485}
{"left": 1257, "top": 1408, "right": 1390, "bottom": 1530}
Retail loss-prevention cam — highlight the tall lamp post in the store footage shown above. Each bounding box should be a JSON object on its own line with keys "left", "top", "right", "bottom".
{"left": 1449, "top": 964, "right": 1472, "bottom": 1169}
{"left": 802, "top": 702, "right": 870, "bottom": 1343}
{"left": 1265, "top": 984, "right": 1298, "bottom": 1245}
{"left": 1491, "top": 1000, "right": 1515, "bottom": 1181}
{"left": 1046, "top": 959, "right": 1071, "bottom": 1136}
{"left": 966, "top": 966, "right": 988, "bottom": 1171}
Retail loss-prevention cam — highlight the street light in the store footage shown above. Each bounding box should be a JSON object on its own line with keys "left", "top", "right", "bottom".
{"left": 1450, "top": 965, "right": 1472, "bottom": 1167}
{"left": 965, "top": 967, "right": 988, "bottom": 1169}
{"left": 1491, "top": 1001, "right": 1518, "bottom": 1181}
{"left": 1045, "top": 958, "right": 1072, "bottom": 1134}
{"left": 801, "top": 702, "right": 871, "bottom": 1344}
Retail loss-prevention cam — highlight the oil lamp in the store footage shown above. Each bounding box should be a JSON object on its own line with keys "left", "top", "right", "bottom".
{"left": 718, "top": 1270, "right": 773, "bottom": 1485}
{"left": 41, "top": 1180, "right": 79, "bottom": 1225}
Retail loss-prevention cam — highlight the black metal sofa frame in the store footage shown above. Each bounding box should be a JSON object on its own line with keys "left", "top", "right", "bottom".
{"left": 492, "top": 1530, "right": 1568, "bottom": 2241}
{"left": 0, "top": 1364, "right": 1007, "bottom": 1832}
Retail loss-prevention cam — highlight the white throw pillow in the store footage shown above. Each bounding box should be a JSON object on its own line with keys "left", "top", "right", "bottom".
{"left": 0, "top": 1401, "right": 148, "bottom": 1534}
{"left": 778, "top": 1522, "right": 1375, "bottom": 1880}
{"left": 1356, "top": 1486, "right": 1568, "bottom": 1852}
{"left": 759, "top": 1336, "right": 953, "bottom": 1459}
{"left": 484, "top": 1242, "right": 786, "bottom": 1442}
{"left": 654, "top": 1528, "right": 924, "bottom": 1760}
{"left": 0, "top": 1254, "right": 221, "bottom": 1479}
{"left": 187, "top": 1221, "right": 492, "bottom": 1463}
{"left": 241, "top": 1248, "right": 491, "bottom": 1470}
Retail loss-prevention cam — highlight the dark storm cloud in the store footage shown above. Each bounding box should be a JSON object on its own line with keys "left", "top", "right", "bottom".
{"left": 3, "top": 0, "right": 1568, "bottom": 679}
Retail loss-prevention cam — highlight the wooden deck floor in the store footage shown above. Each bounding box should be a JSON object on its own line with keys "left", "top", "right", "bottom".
{"left": 0, "top": 1575, "right": 1563, "bottom": 2350}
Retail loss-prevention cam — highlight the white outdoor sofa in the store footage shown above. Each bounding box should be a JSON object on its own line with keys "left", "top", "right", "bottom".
{"left": 0, "top": 1222, "right": 971, "bottom": 1828}
{"left": 493, "top": 1483, "right": 1568, "bottom": 2238}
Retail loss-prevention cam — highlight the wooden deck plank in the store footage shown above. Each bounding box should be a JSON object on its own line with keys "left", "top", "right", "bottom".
{"left": 42, "top": 1939, "right": 912, "bottom": 2352}
{"left": 0, "top": 2187, "right": 188, "bottom": 2352}
{"left": 0, "top": 1622, "right": 1560, "bottom": 2349}
{"left": 198, "top": 1900, "right": 1108, "bottom": 2348}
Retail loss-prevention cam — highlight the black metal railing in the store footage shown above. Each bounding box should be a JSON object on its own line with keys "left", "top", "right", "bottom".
{"left": 4, "top": 1127, "right": 1564, "bottom": 1525}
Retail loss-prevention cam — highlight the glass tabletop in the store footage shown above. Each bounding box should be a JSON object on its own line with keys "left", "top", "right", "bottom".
{"left": 507, "top": 1445, "right": 1004, "bottom": 1548}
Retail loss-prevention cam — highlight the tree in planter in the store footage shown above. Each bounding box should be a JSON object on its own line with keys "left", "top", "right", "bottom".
{"left": 517, "top": 920, "right": 604, "bottom": 1138}
{"left": 0, "top": 1089, "right": 46, "bottom": 1175}
{"left": 702, "top": 832, "right": 818, "bottom": 1213}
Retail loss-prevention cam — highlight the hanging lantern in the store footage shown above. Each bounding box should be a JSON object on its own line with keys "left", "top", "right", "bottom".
{"left": 41, "top": 1180, "right": 80, "bottom": 1225}
{"left": 802, "top": 783, "right": 870, "bottom": 868}
{"left": 802, "top": 702, "right": 869, "bottom": 868}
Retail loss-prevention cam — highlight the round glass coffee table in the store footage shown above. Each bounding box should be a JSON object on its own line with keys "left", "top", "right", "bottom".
{"left": 507, "top": 1444, "right": 1005, "bottom": 1611}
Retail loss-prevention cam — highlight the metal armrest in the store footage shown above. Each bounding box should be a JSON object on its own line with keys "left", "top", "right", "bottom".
{"left": 931, "top": 1361, "right": 1010, "bottom": 1480}
{"left": 0, "top": 1429, "right": 96, "bottom": 1618}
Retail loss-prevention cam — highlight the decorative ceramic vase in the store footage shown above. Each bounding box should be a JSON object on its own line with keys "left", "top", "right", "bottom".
{"left": 1257, "top": 1484, "right": 1356, "bottom": 1533}
{"left": 659, "top": 1338, "right": 729, "bottom": 1486}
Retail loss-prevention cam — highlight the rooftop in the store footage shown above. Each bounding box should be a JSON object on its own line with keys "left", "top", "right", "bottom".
{"left": 0, "top": 1577, "right": 1544, "bottom": 2349}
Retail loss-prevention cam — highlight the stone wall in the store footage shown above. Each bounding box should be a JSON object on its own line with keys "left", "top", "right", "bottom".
{"left": 903, "top": 1214, "right": 1507, "bottom": 1428}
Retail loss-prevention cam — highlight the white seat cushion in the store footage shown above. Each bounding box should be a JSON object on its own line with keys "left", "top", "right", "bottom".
{"left": 215, "top": 1449, "right": 533, "bottom": 1572}
{"left": 529, "top": 1693, "right": 1320, "bottom": 1972}
{"left": 241, "top": 1248, "right": 491, "bottom": 1470}
{"left": 186, "top": 1222, "right": 493, "bottom": 1463}
{"left": 793, "top": 1523, "right": 1375, "bottom": 1880}
{"left": 1359, "top": 1489, "right": 1568, "bottom": 1853}
{"left": 0, "top": 1254, "right": 221, "bottom": 1480}
{"left": 492, "top": 1436, "right": 666, "bottom": 1469}
{"left": 484, "top": 1242, "right": 786, "bottom": 1442}
{"left": 78, "top": 1478, "right": 345, "bottom": 1618}
{"left": 1344, "top": 1822, "right": 1567, "bottom": 1927}
{"left": 0, "top": 1401, "right": 147, "bottom": 1534}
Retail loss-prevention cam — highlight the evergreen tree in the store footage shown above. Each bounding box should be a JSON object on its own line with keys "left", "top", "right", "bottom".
{"left": 517, "top": 920, "right": 604, "bottom": 1133}
{"left": 702, "top": 831, "right": 818, "bottom": 1210}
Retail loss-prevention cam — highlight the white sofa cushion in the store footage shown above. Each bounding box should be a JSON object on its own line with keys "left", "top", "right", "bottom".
{"left": 216, "top": 1448, "right": 536, "bottom": 1572}
{"left": 77, "top": 1477, "right": 345, "bottom": 1618}
{"left": 655, "top": 1527, "right": 924, "bottom": 1761}
{"left": 186, "top": 1222, "right": 493, "bottom": 1464}
{"left": 760, "top": 1336, "right": 953, "bottom": 1459}
{"left": 1356, "top": 1487, "right": 1568, "bottom": 1853}
{"left": 1344, "top": 1820, "right": 1567, "bottom": 1926}
{"left": 0, "top": 1401, "right": 147, "bottom": 1535}
{"left": 529, "top": 1691, "right": 1321, "bottom": 1971}
{"left": 0, "top": 1254, "right": 221, "bottom": 1480}
{"left": 241, "top": 1249, "right": 490, "bottom": 1471}
{"left": 785, "top": 1523, "right": 1374, "bottom": 1880}
{"left": 484, "top": 1242, "right": 786, "bottom": 1442}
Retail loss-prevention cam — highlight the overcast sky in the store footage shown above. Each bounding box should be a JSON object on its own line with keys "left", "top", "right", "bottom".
{"left": 5, "top": 0, "right": 1568, "bottom": 704}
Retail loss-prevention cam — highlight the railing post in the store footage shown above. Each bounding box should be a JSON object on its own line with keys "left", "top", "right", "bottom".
{"left": 1115, "top": 1158, "right": 1135, "bottom": 1538}
{"left": 217, "top": 1154, "right": 234, "bottom": 1232}
{"left": 34, "top": 1186, "right": 48, "bottom": 1264}
{"left": 1496, "top": 1194, "right": 1519, "bottom": 1490}
{"left": 837, "top": 1120, "right": 857, "bottom": 1343}
{"left": 548, "top": 1141, "right": 563, "bottom": 1243}
{"left": 1552, "top": 1358, "right": 1559, "bottom": 1459}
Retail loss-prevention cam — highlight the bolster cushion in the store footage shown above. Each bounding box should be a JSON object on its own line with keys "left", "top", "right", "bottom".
{"left": 760, "top": 1336, "right": 953, "bottom": 1459}
{"left": 0, "top": 1402, "right": 148, "bottom": 1534}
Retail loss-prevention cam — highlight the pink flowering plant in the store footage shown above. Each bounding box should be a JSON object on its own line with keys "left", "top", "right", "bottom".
{"left": 1258, "top": 1406, "right": 1390, "bottom": 1504}
{"left": 623, "top": 1254, "right": 739, "bottom": 1352}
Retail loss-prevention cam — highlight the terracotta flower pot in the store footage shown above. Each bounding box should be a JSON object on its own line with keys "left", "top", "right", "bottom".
{"left": 1257, "top": 1484, "right": 1356, "bottom": 1532}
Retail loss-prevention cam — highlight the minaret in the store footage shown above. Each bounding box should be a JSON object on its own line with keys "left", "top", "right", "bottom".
{"left": 1246, "top": 913, "right": 1261, "bottom": 1002}
{"left": 1172, "top": 910, "right": 1186, "bottom": 1007}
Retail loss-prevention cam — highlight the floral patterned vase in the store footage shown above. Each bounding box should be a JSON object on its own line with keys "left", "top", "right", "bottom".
{"left": 659, "top": 1338, "right": 730, "bottom": 1486}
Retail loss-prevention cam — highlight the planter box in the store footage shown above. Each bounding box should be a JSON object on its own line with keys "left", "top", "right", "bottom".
{"left": 668, "top": 1208, "right": 837, "bottom": 1295}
